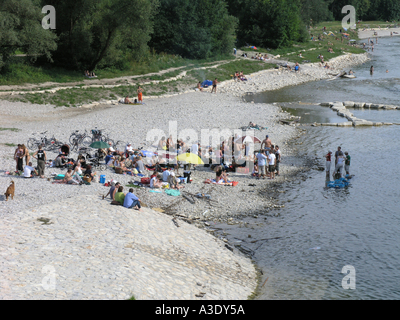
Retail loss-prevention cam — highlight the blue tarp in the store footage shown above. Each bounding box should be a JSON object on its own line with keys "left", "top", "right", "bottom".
{"left": 327, "top": 177, "right": 350, "bottom": 189}
{"left": 201, "top": 80, "right": 213, "bottom": 87}
{"left": 142, "top": 150, "right": 156, "bottom": 157}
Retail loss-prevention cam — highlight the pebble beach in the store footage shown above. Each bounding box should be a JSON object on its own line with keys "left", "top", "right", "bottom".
{"left": 0, "top": 50, "right": 370, "bottom": 300}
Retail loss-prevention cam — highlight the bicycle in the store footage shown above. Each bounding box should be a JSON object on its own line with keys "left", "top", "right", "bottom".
{"left": 27, "top": 131, "right": 63, "bottom": 151}
{"left": 69, "top": 130, "right": 92, "bottom": 151}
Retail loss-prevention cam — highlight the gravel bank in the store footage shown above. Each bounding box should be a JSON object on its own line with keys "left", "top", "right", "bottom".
{"left": 218, "top": 53, "right": 370, "bottom": 97}
{"left": 0, "top": 92, "right": 304, "bottom": 224}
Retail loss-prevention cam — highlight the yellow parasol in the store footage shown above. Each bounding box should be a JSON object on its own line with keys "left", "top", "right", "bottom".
{"left": 175, "top": 153, "right": 204, "bottom": 164}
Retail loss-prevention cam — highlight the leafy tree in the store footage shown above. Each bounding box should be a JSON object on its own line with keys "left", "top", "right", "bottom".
{"left": 43, "top": 0, "right": 158, "bottom": 71}
{"left": 231, "top": 0, "right": 307, "bottom": 49}
{"left": 0, "top": 0, "right": 57, "bottom": 71}
{"left": 149, "top": 0, "right": 237, "bottom": 59}
{"left": 300, "top": 0, "right": 334, "bottom": 24}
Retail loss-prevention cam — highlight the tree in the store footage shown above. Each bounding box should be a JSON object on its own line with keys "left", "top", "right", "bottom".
{"left": 0, "top": 0, "right": 57, "bottom": 71}
{"left": 231, "top": 0, "right": 307, "bottom": 49}
{"left": 300, "top": 0, "right": 334, "bottom": 24}
{"left": 43, "top": 0, "right": 158, "bottom": 70}
{"left": 149, "top": 0, "right": 237, "bottom": 59}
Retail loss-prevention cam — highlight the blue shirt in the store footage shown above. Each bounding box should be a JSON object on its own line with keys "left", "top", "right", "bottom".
{"left": 105, "top": 155, "right": 113, "bottom": 164}
{"left": 123, "top": 192, "right": 139, "bottom": 208}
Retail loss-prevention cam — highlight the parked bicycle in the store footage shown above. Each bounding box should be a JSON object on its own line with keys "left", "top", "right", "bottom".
{"left": 69, "top": 128, "right": 121, "bottom": 151}
{"left": 69, "top": 130, "right": 92, "bottom": 151}
{"left": 27, "top": 131, "right": 63, "bottom": 151}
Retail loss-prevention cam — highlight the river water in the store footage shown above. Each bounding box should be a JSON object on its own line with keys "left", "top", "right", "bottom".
{"left": 218, "top": 36, "right": 400, "bottom": 299}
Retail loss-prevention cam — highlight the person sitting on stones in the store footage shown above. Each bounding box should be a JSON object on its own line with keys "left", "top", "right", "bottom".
{"left": 215, "top": 165, "right": 229, "bottom": 183}
{"left": 168, "top": 171, "right": 184, "bottom": 190}
{"left": 64, "top": 168, "right": 80, "bottom": 185}
{"left": 150, "top": 173, "right": 163, "bottom": 188}
{"left": 124, "top": 96, "right": 132, "bottom": 104}
{"left": 111, "top": 186, "right": 126, "bottom": 205}
{"left": 23, "top": 162, "right": 38, "bottom": 178}
{"left": 83, "top": 164, "right": 95, "bottom": 182}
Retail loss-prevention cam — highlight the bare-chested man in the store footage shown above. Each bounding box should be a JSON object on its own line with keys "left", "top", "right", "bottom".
{"left": 211, "top": 78, "right": 219, "bottom": 94}
{"left": 261, "top": 135, "right": 272, "bottom": 152}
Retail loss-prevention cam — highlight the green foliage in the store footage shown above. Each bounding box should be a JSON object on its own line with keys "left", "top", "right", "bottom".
{"left": 149, "top": 0, "right": 237, "bottom": 59}
{"left": 329, "top": 0, "right": 400, "bottom": 21}
{"left": 43, "top": 0, "right": 159, "bottom": 71}
{"left": 0, "top": 0, "right": 57, "bottom": 72}
{"left": 300, "top": 0, "right": 334, "bottom": 24}
{"left": 229, "top": 0, "right": 307, "bottom": 49}
{"left": 0, "top": 127, "right": 21, "bottom": 132}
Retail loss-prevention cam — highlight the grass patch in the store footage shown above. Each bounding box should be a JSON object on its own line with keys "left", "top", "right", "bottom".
{"left": 188, "top": 59, "right": 275, "bottom": 82}
{"left": 4, "top": 143, "right": 17, "bottom": 147}
{"left": 0, "top": 53, "right": 234, "bottom": 86}
{"left": 0, "top": 127, "right": 21, "bottom": 132}
{"left": 266, "top": 21, "right": 364, "bottom": 63}
{"left": 1, "top": 58, "right": 276, "bottom": 107}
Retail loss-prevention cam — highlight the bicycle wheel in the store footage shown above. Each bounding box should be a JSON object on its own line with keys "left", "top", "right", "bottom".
{"left": 104, "top": 138, "right": 114, "bottom": 147}
{"left": 114, "top": 140, "right": 124, "bottom": 151}
{"left": 69, "top": 134, "right": 77, "bottom": 145}
{"left": 27, "top": 138, "right": 39, "bottom": 150}
{"left": 81, "top": 136, "right": 92, "bottom": 147}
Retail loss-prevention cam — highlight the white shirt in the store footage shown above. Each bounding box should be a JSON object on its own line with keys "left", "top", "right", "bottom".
{"left": 337, "top": 156, "right": 345, "bottom": 166}
{"left": 256, "top": 153, "right": 267, "bottom": 166}
{"left": 150, "top": 176, "right": 157, "bottom": 188}
{"left": 190, "top": 144, "right": 198, "bottom": 155}
{"left": 125, "top": 145, "right": 133, "bottom": 153}
{"left": 108, "top": 146, "right": 115, "bottom": 153}
{"left": 24, "top": 165, "right": 35, "bottom": 178}
{"left": 162, "top": 170, "right": 170, "bottom": 182}
{"left": 268, "top": 153, "right": 276, "bottom": 166}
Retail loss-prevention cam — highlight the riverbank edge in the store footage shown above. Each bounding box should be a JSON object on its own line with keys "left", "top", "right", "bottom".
{"left": 0, "top": 50, "right": 369, "bottom": 301}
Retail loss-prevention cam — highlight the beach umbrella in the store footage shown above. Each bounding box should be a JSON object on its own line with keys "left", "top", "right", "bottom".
{"left": 176, "top": 153, "right": 204, "bottom": 165}
{"left": 240, "top": 136, "right": 262, "bottom": 143}
{"left": 89, "top": 141, "right": 109, "bottom": 149}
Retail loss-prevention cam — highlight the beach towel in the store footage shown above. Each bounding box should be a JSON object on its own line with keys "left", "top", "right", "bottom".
{"left": 165, "top": 189, "right": 181, "bottom": 196}
{"left": 204, "top": 179, "right": 233, "bottom": 186}
{"left": 149, "top": 189, "right": 162, "bottom": 193}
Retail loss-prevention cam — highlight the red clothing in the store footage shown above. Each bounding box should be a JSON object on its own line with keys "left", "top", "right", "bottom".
{"left": 326, "top": 153, "right": 331, "bottom": 161}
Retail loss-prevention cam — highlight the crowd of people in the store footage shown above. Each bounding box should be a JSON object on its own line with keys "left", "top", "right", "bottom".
{"left": 325, "top": 146, "right": 351, "bottom": 179}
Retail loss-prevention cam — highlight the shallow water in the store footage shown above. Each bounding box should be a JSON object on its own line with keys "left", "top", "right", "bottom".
{"left": 219, "top": 36, "right": 400, "bottom": 299}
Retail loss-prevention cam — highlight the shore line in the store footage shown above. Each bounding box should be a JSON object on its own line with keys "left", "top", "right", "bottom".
{"left": 0, "top": 49, "right": 372, "bottom": 301}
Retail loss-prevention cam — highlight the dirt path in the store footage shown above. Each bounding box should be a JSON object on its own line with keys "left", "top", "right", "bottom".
{"left": 0, "top": 59, "right": 235, "bottom": 93}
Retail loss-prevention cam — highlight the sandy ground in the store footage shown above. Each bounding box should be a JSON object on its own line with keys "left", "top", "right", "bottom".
{"left": 358, "top": 27, "right": 400, "bottom": 39}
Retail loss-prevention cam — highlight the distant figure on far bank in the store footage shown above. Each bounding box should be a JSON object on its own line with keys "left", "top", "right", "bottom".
{"left": 211, "top": 78, "right": 219, "bottom": 94}
{"left": 137, "top": 86, "right": 144, "bottom": 103}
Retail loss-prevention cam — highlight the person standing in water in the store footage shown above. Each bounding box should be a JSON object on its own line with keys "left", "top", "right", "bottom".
{"left": 344, "top": 151, "right": 351, "bottom": 176}
{"left": 325, "top": 150, "right": 332, "bottom": 176}
{"left": 370, "top": 66, "right": 374, "bottom": 75}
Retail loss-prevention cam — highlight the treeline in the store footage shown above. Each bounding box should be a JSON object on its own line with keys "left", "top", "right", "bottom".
{"left": 0, "top": 0, "right": 399, "bottom": 73}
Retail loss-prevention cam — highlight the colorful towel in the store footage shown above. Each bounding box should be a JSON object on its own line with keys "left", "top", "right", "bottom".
{"left": 149, "top": 189, "right": 162, "bottom": 193}
{"left": 165, "top": 189, "right": 181, "bottom": 196}
{"left": 204, "top": 179, "right": 232, "bottom": 185}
